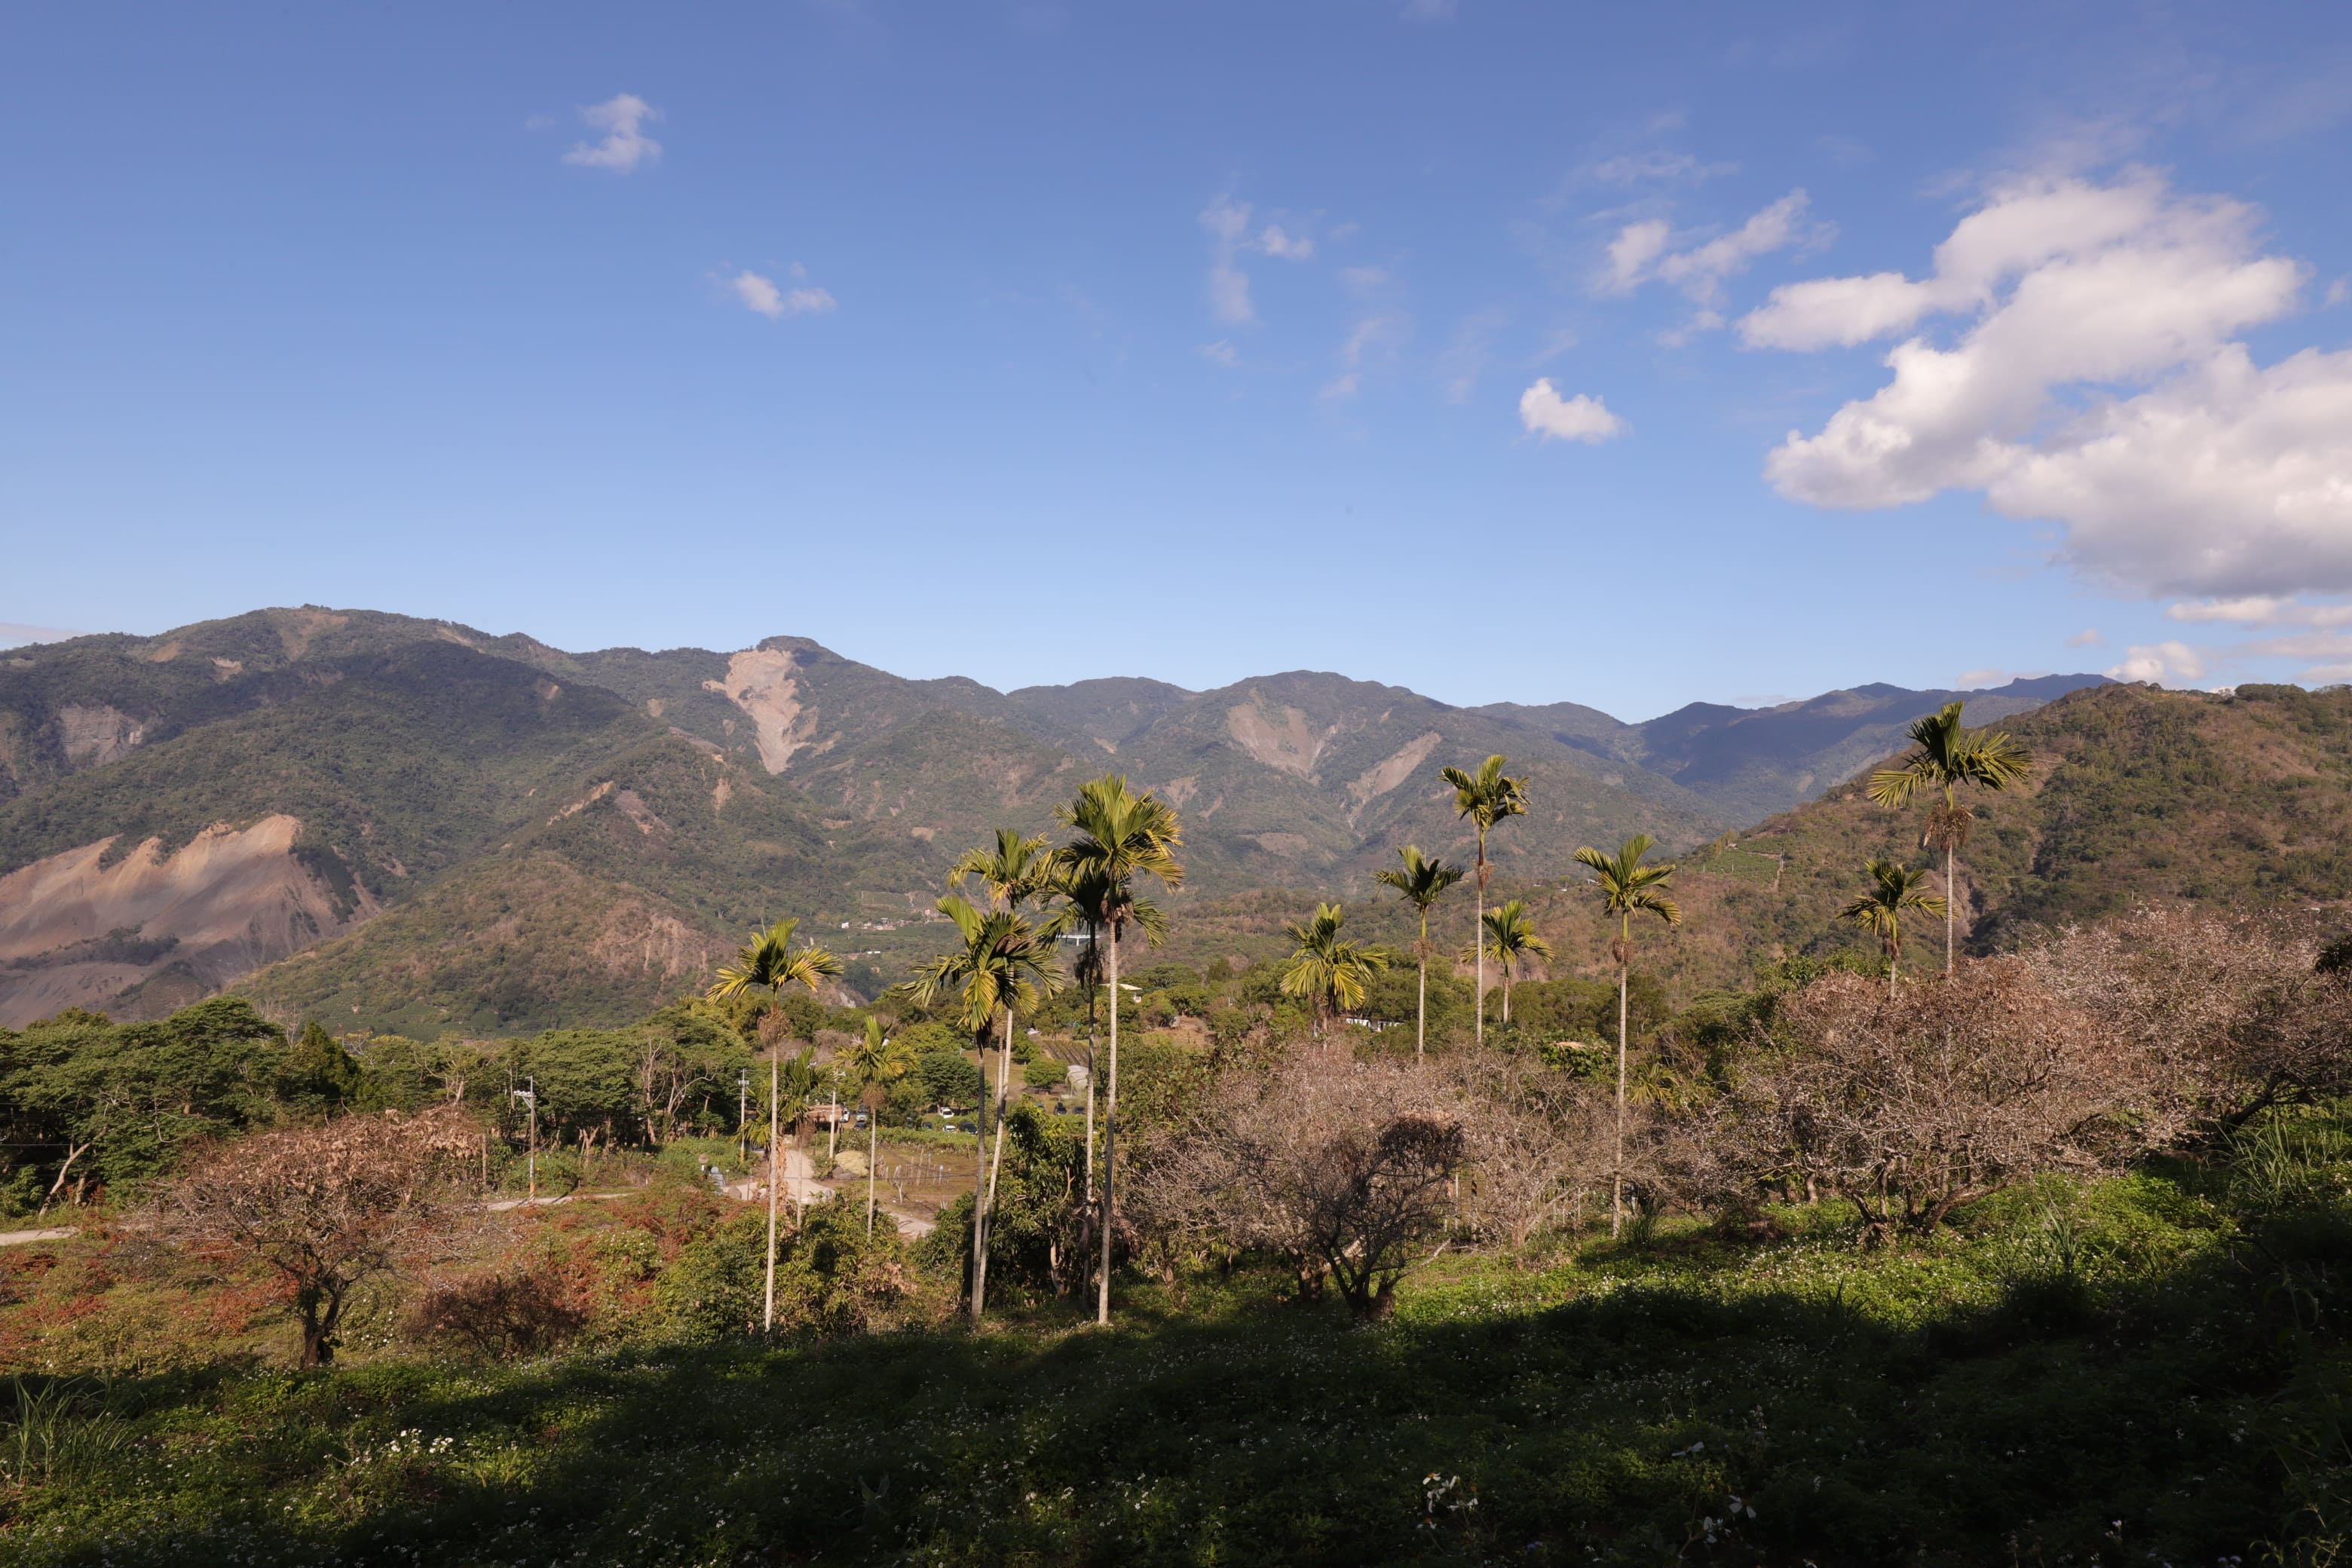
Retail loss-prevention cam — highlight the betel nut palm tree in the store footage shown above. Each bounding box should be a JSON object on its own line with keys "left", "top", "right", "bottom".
{"left": 1040, "top": 862, "right": 1165, "bottom": 1211}
{"left": 1372, "top": 845, "right": 1465, "bottom": 1061}
{"left": 1839, "top": 858, "right": 1946, "bottom": 998}
{"left": 1440, "top": 755, "right": 1530, "bottom": 1046}
{"left": 902, "top": 893, "right": 1055, "bottom": 1321}
{"left": 1478, "top": 899, "right": 1551, "bottom": 1026}
{"left": 706, "top": 917, "right": 842, "bottom": 1332}
{"left": 845, "top": 1015, "right": 914, "bottom": 1238}
{"left": 1867, "top": 701, "right": 2032, "bottom": 975}
{"left": 945, "top": 828, "right": 1057, "bottom": 1296}
{"left": 1049, "top": 773, "right": 1184, "bottom": 1328}
{"left": 1571, "top": 835, "right": 1681, "bottom": 1239}
{"left": 1279, "top": 902, "right": 1390, "bottom": 1037}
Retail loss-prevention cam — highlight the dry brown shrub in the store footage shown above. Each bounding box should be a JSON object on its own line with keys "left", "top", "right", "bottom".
{"left": 155, "top": 1106, "right": 480, "bottom": 1365}
{"left": 1717, "top": 961, "right": 2163, "bottom": 1242}
{"left": 2025, "top": 905, "right": 2352, "bottom": 1133}
{"left": 1135, "top": 1049, "right": 1462, "bottom": 1316}
{"left": 1447, "top": 1056, "right": 1615, "bottom": 1251}
{"left": 404, "top": 1262, "right": 590, "bottom": 1361}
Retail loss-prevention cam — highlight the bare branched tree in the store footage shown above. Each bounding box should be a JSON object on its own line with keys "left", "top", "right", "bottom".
{"left": 1717, "top": 963, "right": 2163, "bottom": 1243}
{"left": 158, "top": 1106, "right": 480, "bottom": 1366}
{"left": 2026, "top": 905, "right": 2352, "bottom": 1134}
{"left": 1450, "top": 1057, "right": 1610, "bottom": 1251}
{"left": 1140, "top": 1052, "right": 1462, "bottom": 1316}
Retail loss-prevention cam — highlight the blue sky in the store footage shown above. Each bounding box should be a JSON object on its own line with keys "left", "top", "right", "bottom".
{"left": 5, "top": 2, "right": 2351, "bottom": 719}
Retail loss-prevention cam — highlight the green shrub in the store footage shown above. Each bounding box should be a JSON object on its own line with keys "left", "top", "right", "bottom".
{"left": 655, "top": 1202, "right": 914, "bottom": 1339}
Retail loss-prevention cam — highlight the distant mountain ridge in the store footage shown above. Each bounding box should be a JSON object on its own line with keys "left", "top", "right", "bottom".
{"left": 0, "top": 605, "right": 2107, "bottom": 1030}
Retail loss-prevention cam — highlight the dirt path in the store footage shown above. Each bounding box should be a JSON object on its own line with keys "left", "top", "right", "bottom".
{"left": 0, "top": 1227, "right": 75, "bottom": 1248}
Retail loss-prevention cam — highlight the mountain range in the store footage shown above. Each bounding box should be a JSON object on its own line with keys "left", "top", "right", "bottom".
{"left": 0, "top": 605, "right": 2113, "bottom": 1031}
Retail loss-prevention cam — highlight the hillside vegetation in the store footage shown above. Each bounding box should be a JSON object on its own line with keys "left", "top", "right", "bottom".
{"left": 0, "top": 605, "right": 2115, "bottom": 1027}
{"left": 1485, "top": 681, "right": 2352, "bottom": 998}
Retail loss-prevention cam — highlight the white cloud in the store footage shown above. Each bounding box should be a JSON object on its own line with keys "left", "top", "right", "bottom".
{"left": 728, "top": 270, "right": 835, "bottom": 320}
{"left": 1200, "top": 198, "right": 1257, "bottom": 325}
{"left": 1751, "top": 171, "right": 2352, "bottom": 599}
{"left": 1518, "top": 379, "right": 1627, "bottom": 443}
{"left": 1259, "top": 225, "right": 1314, "bottom": 261}
{"left": 1321, "top": 314, "right": 1407, "bottom": 400}
{"left": 1652, "top": 191, "right": 1824, "bottom": 307}
{"left": 1597, "top": 191, "right": 1830, "bottom": 336}
{"left": 1600, "top": 221, "right": 1671, "bottom": 295}
{"left": 1955, "top": 667, "right": 2014, "bottom": 688}
{"left": 563, "top": 93, "right": 662, "bottom": 173}
{"left": 1199, "top": 340, "right": 1239, "bottom": 367}
{"left": 2166, "top": 596, "right": 2352, "bottom": 628}
{"left": 2106, "top": 640, "right": 2207, "bottom": 684}
{"left": 2065, "top": 627, "right": 2105, "bottom": 648}
{"left": 1337, "top": 265, "right": 1391, "bottom": 298}
{"left": 2326, "top": 276, "right": 2348, "bottom": 307}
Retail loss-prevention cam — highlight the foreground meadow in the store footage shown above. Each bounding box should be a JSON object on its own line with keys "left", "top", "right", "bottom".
{"left": 2, "top": 1132, "right": 2347, "bottom": 1567}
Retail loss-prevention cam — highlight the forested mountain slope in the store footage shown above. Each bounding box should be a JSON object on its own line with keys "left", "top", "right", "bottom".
{"left": 1491, "top": 682, "right": 2352, "bottom": 1000}
{"left": 0, "top": 605, "right": 2112, "bottom": 1028}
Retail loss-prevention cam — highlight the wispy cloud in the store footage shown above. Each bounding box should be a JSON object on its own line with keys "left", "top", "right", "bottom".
{"left": 1598, "top": 191, "right": 1830, "bottom": 338}
{"left": 727, "top": 268, "right": 836, "bottom": 320}
{"left": 2066, "top": 628, "right": 2105, "bottom": 648}
{"left": 1199, "top": 197, "right": 1326, "bottom": 326}
{"left": 563, "top": 93, "right": 663, "bottom": 173}
{"left": 1200, "top": 198, "right": 1257, "bottom": 326}
{"left": 1199, "top": 340, "right": 1239, "bottom": 367}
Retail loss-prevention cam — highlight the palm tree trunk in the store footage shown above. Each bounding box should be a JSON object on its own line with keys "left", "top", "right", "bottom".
{"left": 1474, "top": 835, "right": 1487, "bottom": 1046}
{"left": 866, "top": 1114, "right": 879, "bottom": 1239}
{"left": 1502, "top": 965, "right": 1511, "bottom": 1025}
{"left": 1083, "top": 935, "right": 1099, "bottom": 1205}
{"left": 1416, "top": 942, "right": 1427, "bottom": 1061}
{"left": 1945, "top": 842, "right": 1955, "bottom": 975}
{"left": 1098, "top": 924, "right": 1122, "bottom": 1327}
{"left": 977, "top": 1004, "right": 1017, "bottom": 1318}
{"left": 764, "top": 1049, "right": 779, "bottom": 1333}
{"left": 969, "top": 1031, "right": 988, "bottom": 1324}
{"left": 1612, "top": 927, "right": 1628, "bottom": 1241}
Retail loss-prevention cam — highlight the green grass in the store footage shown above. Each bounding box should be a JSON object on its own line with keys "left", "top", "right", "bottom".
{"left": 3, "top": 1153, "right": 2347, "bottom": 1566}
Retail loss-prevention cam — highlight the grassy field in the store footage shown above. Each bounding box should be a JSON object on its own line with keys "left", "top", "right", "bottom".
{"left": 2, "top": 1122, "right": 2347, "bottom": 1567}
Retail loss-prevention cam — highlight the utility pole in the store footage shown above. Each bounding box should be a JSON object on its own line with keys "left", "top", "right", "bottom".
{"left": 509, "top": 1079, "right": 538, "bottom": 1202}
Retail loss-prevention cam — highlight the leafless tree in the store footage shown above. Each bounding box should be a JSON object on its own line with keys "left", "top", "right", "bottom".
{"left": 2025, "top": 905, "right": 2352, "bottom": 1135}
{"left": 1714, "top": 962, "right": 2164, "bottom": 1243}
{"left": 1139, "top": 1050, "right": 1462, "bottom": 1316}
{"left": 1450, "top": 1056, "right": 1611, "bottom": 1251}
{"left": 157, "top": 1106, "right": 479, "bottom": 1365}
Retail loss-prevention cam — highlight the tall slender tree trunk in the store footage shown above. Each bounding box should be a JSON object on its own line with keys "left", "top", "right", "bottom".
{"left": 867, "top": 1107, "right": 880, "bottom": 1239}
{"left": 1083, "top": 967, "right": 1098, "bottom": 1205}
{"left": 1944, "top": 841, "right": 1955, "bottom": 975}
{"left": 976, "top": 1003, "right": 1018, "bottom": 1319}
{"left": 1474, "top": 834, "right": 1488, "bottom": 1046}
{"left": 1612, "top": 926, "right": 1628, "bottom": 1239}
{"left": 1098, "top": 925, "right": 1122, "bottom": 1326}
{"left": 969, "top": 1030, "right": 989, "bottom": 1321}
{"left": 764, "top": 1050, "right": 779, "bottom": 1333}
{"left": 1415, "top": 921, "right": 1428, "bottom": 1063}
